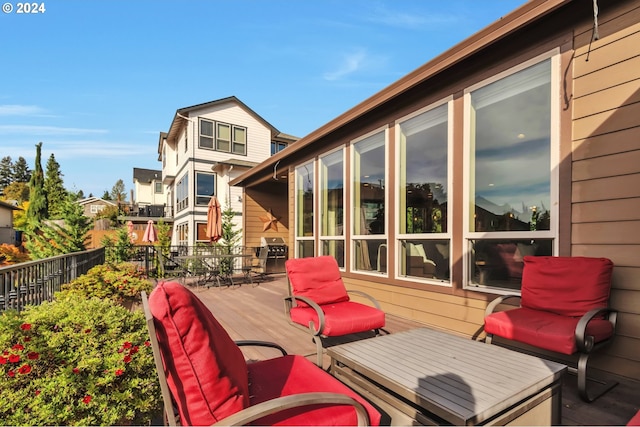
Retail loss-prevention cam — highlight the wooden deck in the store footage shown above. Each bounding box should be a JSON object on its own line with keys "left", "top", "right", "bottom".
{"left": 179, "top": 274, "right": 639, "bottom": 426}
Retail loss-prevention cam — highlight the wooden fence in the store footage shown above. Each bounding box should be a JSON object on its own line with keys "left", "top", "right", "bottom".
{"left": 0, "top": 248, "right": 105, "bottom": 312}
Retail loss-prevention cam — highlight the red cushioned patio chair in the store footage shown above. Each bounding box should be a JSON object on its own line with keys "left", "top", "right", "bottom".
{"left": 142, "top": 281, "right": 381, "bottom": 426}
{"left": 484, "top": 256, "right": 618, "bottom": 402}
{"left": 284, "top": 256, "right": 386, "bottom": 368}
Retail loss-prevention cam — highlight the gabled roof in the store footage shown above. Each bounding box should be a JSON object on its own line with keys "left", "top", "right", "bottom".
{"left": 0, "top": 200, "right": 20, "bottom": 211}
{"left": 133, "top": 168, "right": 162, "bottom": 183}
{"left": 77, "top": 197, "right": 117, "bottom": 207}
{"left": 159, "top": 96, "right": 298, "bottom": 155}
{"left": 230, "top": 0, "right": 572, "bottom": 187}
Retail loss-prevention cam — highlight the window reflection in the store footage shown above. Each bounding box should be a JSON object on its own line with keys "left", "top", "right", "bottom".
{"left": 470, "top": 59, "right": 551, "bottom": 232}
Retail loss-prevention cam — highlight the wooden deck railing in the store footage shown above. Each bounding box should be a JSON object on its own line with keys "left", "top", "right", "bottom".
{"left": 0, "top": 248, "right": 105, "bottom": 312}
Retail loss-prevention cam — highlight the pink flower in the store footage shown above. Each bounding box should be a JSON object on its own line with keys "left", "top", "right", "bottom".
{"left": 12, "top": 344, "right": 24, "bottom": 351}
{"left": 35, "top": 390, "right": 41, "bottom": 396}
{"left": 129, "top": 346, "right": 139, "bottom": 355}
{"left": 27, "top": 352, "right": 39, "bottom": 360}
{"left": 144, "top": 341, "right": 151, "bottom": 347}
{"left": 122, "top": 342, "right": 132, "bottom": 349}
{"left": 123, "top": 355, "right": 132, "bottom": 364}
{"left": 0, "top": 356, "right": 6, "bottom": 365}
{"left": 72, "top": 367, "right": 80, "bottom": 374}
{"left": 9, "top": 354, "right": 20, "bottom": 363}
{"left": 20, "top": 323, "right": 31, "bottom": 331}
{"left": 7, "top": 370, "right": 15, "bottom": 378}
{"left": 115, "top": 369, "right": 124, "bottom": 376}
{"left": 82, "top": 395, "right": 91, "bottom": 404}
{"left": 18, "top": 364, "right": 31, "bottom": 374}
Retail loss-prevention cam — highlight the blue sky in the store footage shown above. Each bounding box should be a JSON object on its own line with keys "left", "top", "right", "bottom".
{"left": 1, "top": 0, "right": 525, "bottom": 198}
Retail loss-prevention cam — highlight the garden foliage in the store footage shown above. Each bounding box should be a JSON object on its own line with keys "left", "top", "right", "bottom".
{"left": 0, "top": 297, "right": 161, "bottom": 425}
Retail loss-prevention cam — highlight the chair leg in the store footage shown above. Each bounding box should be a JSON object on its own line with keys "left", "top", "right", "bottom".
{"left": 575, "top": 352, "right": 618, "bottom": 403}
{"left": 485, "top": 333, "right": 493, "bottom": 344}
{"left": 313, "top": 336, "right": 324, "bottom": 368}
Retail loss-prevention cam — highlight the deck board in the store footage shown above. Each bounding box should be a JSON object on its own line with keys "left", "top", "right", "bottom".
{"left": 174, "top": 274, "right": 639, "bottom": 426}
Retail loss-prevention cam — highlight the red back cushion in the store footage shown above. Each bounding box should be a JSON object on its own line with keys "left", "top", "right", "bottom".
{"left": 521, "top": 256, "right": 613, "bottom": 317}
{"left": 148, "top": 281, "right": 249, "bottom": 425}
{"left": 285, "top": 256, "right": 350, "bottom": 307}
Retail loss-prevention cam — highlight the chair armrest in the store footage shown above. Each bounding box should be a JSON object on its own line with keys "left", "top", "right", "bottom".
{"left": 284, "top": 295, "right": 325, "bottom": 336}
{"left": 235, "top": 340, "right": 287, "bottom": 356}
{"left": 347, "top": 290, "right": 382, "bottom": 310}
{"left": 485, "top": 294, "right": 521, "bottom": 317}
{"left": 213, "top": 392, "right": 369, "bottom": 426}
{"left": 575, "top": 307, "right": 618, "bottom": 353}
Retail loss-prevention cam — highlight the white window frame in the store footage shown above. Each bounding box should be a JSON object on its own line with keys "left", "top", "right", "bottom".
{"left": 462, "top": 49, "right": 560, "bottom": 294}
{"left": 349, "top": 127, "right": 388, "bottom": 276}
{"left": 294, "top": 161, "right": 316, "bottom": 258}
{"left": 394, "top": 97, "right": 454, "bottom": 286}
{"left": 318, "top": 146, "right": 346, "bottom": 269}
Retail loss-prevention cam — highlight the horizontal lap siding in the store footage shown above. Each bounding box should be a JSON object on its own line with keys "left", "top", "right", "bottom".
{"left": 343, "top": 277, "right": 487, "bottom": 339}
{"left": 571, "top": 2, "right": 640, "bottom": 379}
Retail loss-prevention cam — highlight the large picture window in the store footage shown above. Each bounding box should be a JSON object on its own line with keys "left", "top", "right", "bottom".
{"left": 295, "top": 162, "right": 314, "bottom": 257}
{"left": 352, "top": 130, "right": 386, "bottom": 273}
{"left": 319, "top": 149, "right": 345, "bottom": 268}
{"left": 195, "top": 172, "right": 215, "bottom": 206}
{"left": 464, "top": 54, "right": 557, "bottom": 291}
{"left": 397, "top": 102, "right": 451, "bottom": 283}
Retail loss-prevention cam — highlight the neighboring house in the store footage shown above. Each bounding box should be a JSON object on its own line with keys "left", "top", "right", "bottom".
{"left": 132, "top": 167, "right": 167, "bottom": 216}
{"left": 231, "top": 0, "right": 640, "bottom": 381}
{"left": 0, "top": 200, "right": 20, "bottom": 245}
{"left": 77, "top": 197, "right": 116, "bottom": 218}
{"left": 159, "top": 96, "right": 297, "bottom": 246}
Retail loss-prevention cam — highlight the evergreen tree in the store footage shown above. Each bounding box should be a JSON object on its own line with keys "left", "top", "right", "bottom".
{"left": 76, "top": 189, "right": 85, "bottom": 199}
{"left": 110, "top": 179, "right": 126, "bottom": 203}
{"left": 216, "top": 200, "right": 243, "bottom": 276}
{"left": 102, "top": 190, "right": 112, "bottom": 201}
{"left": 26, "top": 142, "right": 48, "bottom": 229}
{"left": 25, "top": 194, "right": 92, "bottom": 259}
{"left": 44, "top": 153, "right": 67, "bottom": 219}
{"left": 12, "top": 156, "right": 31, "bottom": 182}
{"left": 0, "top": 156, "right": 13, "bottom": 191}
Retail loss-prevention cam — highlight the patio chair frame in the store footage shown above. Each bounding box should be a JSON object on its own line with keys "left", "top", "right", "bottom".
{"left": 284, "top": 263, "right": 386, "bottom": 369}
{"left": 141, "top": 290, "right": 371, "bottom": 426}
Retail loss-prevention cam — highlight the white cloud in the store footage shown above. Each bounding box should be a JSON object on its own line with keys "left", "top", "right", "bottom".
{"left": 323, "top": 49, "right": 367, "bottom": 81}
{"left": 0, "top": 125, "right": 108, "bottom": 135}
{"left": 364, "top": 5, "right": 459, "bottom": 30}
{"left": 0, "top": 104, "right": 46, "bottom": 116}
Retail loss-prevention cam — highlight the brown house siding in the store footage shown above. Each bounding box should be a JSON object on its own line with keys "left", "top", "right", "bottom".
{"left": 571, "top": 2, "right": 640, "bottom": 379}
{"left": 236, "top": 0, "right": 640, "bottom": 381}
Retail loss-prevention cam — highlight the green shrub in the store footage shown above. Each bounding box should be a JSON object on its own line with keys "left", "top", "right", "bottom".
{"left": 0, "top": 297, "right": 161, "bottom": 425}
{"left": 58, "top": 263, "right": 153, "bottom": 305}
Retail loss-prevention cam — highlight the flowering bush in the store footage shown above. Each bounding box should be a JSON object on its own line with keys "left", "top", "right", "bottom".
{"left": 0, "top": 297, "right": 161, "bottom": 425}
{"left": 58, "top": 262, "right": 153, "bottom": 306}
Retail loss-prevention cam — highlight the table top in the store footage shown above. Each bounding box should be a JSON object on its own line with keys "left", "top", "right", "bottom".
{"left": 327, "top": 327, "right": 566, "bottom": 425}
{"left": 174, "top": 253, "right": 252, "bottom": 260}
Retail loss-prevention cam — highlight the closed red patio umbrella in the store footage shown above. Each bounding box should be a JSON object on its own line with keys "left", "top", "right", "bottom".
{"left": 206, "top": 196, "right": 222, "bottom": 243}
{"left": 142, "top": 219, "right": 158, "bottom": 243}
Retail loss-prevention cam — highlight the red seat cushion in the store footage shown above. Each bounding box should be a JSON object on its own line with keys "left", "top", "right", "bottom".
{"left": 627, "top": 410, "right": 640, "bottom": 426}
{"left": 248, "top": 355, "right": 381, "bottom": 426}
{"left": 485, "top": 307, "right": 614, "bottom": 355}
{"left": 521, "top": 256, "right": 613, "bottom": 317}
{"left": 290, "top": 301, "right": 386, "bottom": 336}
{"left": 286, "top": 256, "right": 350, "bottom": 307}
{"left": 148, "top": 281, "right": 249, "bottom": 426}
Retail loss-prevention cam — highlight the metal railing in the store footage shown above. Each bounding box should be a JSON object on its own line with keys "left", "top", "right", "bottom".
{"left": 0, "top": 248, "right": 106, "bottom": 312}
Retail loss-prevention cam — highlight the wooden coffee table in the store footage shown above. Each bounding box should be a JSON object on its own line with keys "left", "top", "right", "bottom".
{"left": 328, "top": 328, "right": 566, "bottom": 426}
